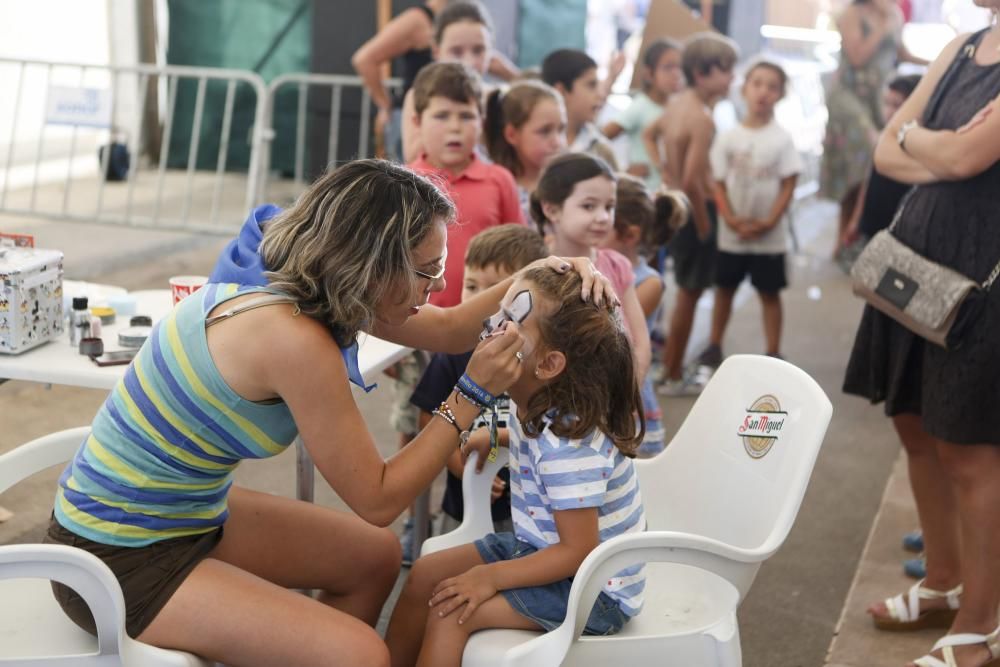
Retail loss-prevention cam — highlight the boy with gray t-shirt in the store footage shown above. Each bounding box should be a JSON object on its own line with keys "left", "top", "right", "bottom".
{"left": 706, "top": 60, "right": 802, "bottom": 361}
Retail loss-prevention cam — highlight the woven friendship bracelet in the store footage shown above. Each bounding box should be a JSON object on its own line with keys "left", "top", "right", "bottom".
{"left": 457, "top": 373, "right": 495, "bottom": 408}
{"left": 455, "top": 385, "right": 490, "bottom": 411}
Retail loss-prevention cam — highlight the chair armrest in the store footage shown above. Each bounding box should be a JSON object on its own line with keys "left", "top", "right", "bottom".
{"left": 420, "top": 450, "right": 506, "bottom": 557}
{"left": 0, "top": 543, "right": 127, "bottom": 658}
{"left": 0, "top": 426, "right": 90, "bottom": 494}
{"left": 501, "top": 531, "right": 761, "bottom": 667}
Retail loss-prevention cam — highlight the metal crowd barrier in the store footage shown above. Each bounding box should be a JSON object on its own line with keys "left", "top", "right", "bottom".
{"left": 0, "top": 58, "right": 401, "bottom": 233}
{"left": 0, "top": 58, "right": 269, "bottom": 234}
{"left": 256, "top": 73, "right": 401, "bottom": 205}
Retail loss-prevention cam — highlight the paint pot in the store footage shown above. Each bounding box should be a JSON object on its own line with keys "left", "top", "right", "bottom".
{"left": 118, "top": 326, "right": 152, "bottom": 348}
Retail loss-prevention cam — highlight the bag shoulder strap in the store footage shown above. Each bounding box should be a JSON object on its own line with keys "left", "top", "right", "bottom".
{"left": 923, "top": 29, "right": 986, "bottom": 124}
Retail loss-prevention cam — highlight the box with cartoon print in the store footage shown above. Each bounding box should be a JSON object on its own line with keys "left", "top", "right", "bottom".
{"left": 0, "top": 246, "right": 64, "bottom": 354}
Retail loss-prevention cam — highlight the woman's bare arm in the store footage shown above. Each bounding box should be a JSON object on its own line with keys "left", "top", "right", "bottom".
{"left": 352, "top": 8, "right": 430, "bottom": 112}
{"left": 270, "top": 313, "right": 523, "bottom": 527}
{"left": 902, "top": 94, "right": 1000, "bottom": 181}
{"left": 874, "top": 33, "right": 969, "bottom": 184}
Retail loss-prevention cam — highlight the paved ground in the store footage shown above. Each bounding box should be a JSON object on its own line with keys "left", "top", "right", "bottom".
{"left": 0, "top": 201, "right": 935, "bottom": 666}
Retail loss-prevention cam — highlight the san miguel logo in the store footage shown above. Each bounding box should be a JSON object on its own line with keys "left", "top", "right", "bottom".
{"left": 738, "top": 395, "right": 787, "bottom": 459}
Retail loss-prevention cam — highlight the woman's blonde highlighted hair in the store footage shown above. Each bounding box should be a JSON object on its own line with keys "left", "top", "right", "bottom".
{"left": 260, "top": 159, "right": 454, "bottom": 347}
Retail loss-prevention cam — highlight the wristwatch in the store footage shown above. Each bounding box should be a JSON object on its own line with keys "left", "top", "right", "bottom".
{"left": 897, "top": 119, "right": 919, "bottom": 152}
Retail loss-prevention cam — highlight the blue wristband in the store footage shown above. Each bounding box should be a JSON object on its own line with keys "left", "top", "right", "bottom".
{"left": 457, "top": 373, "right": 495, "bottom": 408}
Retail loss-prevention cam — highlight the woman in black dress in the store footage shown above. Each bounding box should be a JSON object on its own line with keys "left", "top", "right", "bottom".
{"left": 843, "top": 6, "right": 1000, "bottom": 665}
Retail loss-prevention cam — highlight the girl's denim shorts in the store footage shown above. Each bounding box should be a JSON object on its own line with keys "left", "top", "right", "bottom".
{"left": 474, "top": 532, "right": 630, "bottom": 635}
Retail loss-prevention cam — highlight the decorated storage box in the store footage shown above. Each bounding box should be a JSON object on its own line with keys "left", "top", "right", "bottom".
{"left": 0, "top": 246, "right": 65, "bottom": 354}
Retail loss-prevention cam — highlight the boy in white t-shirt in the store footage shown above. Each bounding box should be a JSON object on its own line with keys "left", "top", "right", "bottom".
{"left": 705, "top": 60, "right": 802, "bottom": 361}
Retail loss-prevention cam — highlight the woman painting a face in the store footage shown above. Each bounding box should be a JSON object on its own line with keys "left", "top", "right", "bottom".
{"left": 44, "top": 159, "right": 617, "bottom": 666}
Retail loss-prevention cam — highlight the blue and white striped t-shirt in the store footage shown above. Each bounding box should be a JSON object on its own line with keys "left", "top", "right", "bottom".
{"left": 507, "top": 407, "right": 646, "bottom": 616}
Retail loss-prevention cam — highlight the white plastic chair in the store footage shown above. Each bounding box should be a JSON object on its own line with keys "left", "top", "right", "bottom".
{"left": 0, "top": 427, "right": 212, "bottom": 666}
{"left": 420, "top": 354, "right": 833, "bottom": 667}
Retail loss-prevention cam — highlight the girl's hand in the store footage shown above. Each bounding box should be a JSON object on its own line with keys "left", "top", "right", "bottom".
{"left": 490, "top": 476, "right": 506, "bottom": 502}
{"left": 464, "top": 321, "right": 525, "bottom": 396}
{"left": 429, "top": 565, "right": 499, "bottom": 624}
{"left": 523, "top": 256, "right": 620, "bottom": 308}
{"left": 460, "top": 428, "right": 493, "bottom": 473}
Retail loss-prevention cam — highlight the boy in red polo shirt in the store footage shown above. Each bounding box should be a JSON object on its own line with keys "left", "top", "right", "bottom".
{"left": 409, "top": 61, "right": 524, "bottom": 308}
{"left": 393, "top": 62, "right": 523, "bottom": 562}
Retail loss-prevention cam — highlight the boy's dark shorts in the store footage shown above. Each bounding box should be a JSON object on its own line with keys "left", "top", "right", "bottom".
{"left": 670, "top": 202, "right": 718, "bottom": 292}
{"left": 715, "top": 251, "right": 787, "bottom": 293}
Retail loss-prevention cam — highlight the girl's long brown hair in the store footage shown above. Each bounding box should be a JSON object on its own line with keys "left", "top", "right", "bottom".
{"left": 519, "top": 267, "right": 644, "bottom": 456}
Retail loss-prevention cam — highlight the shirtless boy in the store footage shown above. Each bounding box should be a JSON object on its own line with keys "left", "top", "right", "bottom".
{"left": 645, "top": 32, "right": 737, "bottom": 396}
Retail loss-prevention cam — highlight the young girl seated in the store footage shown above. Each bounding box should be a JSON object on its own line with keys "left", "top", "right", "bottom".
{"left": 385, "top": 267, "right": 647, "bottom": 667}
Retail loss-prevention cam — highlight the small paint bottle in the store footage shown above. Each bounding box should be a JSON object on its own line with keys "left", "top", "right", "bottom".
{"left": 68, "top": 297, "right": 91, "bottom": 346}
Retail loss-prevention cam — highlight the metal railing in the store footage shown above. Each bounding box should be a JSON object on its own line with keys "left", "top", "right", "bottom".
{"left": 256, "top": 73, "right": 401, "bottom": 205}
{"left": 0, "top": 58, "right": 269, "bottom": 234}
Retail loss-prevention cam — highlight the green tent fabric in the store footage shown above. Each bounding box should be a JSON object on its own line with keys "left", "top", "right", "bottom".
{"left": 166, "top": 0, "right": 310, "bottom": 172}
{"left": 517, "top": 0, "right": 587, "bottom": 69}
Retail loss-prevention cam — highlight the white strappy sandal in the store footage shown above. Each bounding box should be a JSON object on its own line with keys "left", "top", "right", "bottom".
{"left": 873, "top": 580, "right": 963, "bottom": 631}
{"left": 913, "top": 624, "right": 1000, "bottom": 667}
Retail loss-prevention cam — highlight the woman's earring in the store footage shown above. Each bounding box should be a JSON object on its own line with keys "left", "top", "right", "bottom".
{"left": 534, "top": 368, "right": 541, "bottom": 378}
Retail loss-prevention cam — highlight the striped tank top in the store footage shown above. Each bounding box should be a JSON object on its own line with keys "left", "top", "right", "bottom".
{"left": 54, "top": 283, "right": 299, "bottom": 547}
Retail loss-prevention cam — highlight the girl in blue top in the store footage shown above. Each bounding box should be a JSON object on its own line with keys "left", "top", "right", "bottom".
{"left": 386, "top": 267, "right": 646, "bottom": 667}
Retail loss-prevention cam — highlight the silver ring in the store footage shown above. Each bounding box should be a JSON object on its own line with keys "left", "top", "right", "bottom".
{"left": 515, "top": 351, "right": 524, "bottom": 362}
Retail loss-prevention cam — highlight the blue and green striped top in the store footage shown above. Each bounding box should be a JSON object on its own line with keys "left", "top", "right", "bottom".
{"left": 54, "top": 283, "right": 299, "bottom": 546}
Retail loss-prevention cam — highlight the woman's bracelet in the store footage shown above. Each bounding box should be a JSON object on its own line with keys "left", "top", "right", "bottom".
{"left": 456, "top": 373, "right": 495, "bottom": 408}
{"left": 455, "top": 385, "right": 489, "bottom": 410}
{"left": 432, "top": 401, "right": 463, "bottom": 436}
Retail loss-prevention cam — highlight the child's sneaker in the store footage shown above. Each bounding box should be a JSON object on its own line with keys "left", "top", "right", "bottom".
{"left": 902, "top": 530, "right": 924, "bottom": 553}
{"left": 696, "top": 343, "right": 723, "bottom": 368}
{"left": 903, "top": 557, "right": 926, "bottom": 580}
{"left": 658, "top": 375, "right": 707, "bottom": 397}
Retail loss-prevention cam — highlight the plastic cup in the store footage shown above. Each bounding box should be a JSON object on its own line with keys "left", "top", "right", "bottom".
{"left": 169, "top": 275, "right": 208, "bottom": 305}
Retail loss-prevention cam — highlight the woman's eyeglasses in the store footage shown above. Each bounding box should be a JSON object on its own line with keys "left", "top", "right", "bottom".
{"left": 414, "top": 251, "right": 448, "bottom": 281}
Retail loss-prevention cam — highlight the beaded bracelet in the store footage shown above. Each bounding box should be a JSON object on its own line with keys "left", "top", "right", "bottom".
{"left": 457, "top": 373, "right": 495, "bottom": 408}
{"left": 432, "top": 401, "right": 463, "bottom": 436}
{"left": 454, "top": 385, "right": 488, "bottom": 410}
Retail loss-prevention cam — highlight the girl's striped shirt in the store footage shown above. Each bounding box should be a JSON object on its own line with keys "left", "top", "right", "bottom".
{"left": 507, "top": 407, "right": 647, "bottom": 617}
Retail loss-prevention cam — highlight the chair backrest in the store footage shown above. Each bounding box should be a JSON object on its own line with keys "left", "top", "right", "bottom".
{"left": 0, "top": 427, "right": 89, "bottom": 494}
{"left": 638, "top": 355, "right": 831, "bottom": 558}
